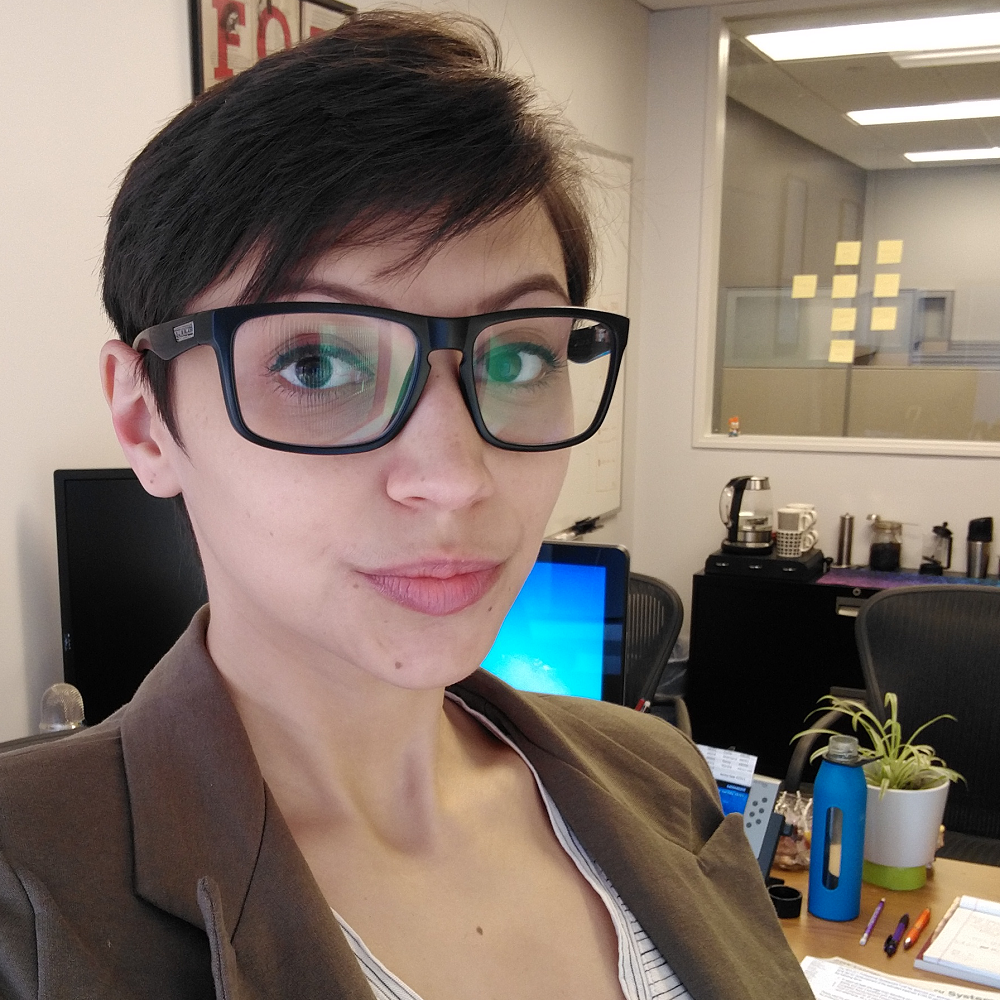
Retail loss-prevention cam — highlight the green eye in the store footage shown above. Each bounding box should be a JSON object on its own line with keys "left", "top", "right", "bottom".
{"left": 478, "top": 343, "right": 558, "bottom": 385}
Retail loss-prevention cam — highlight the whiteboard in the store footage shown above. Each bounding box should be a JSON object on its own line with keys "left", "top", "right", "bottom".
{"left": 545, "top": 146, "right": 632, "bottom": 537}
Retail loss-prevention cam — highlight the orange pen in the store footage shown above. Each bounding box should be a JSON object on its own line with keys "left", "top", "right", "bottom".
{"left": 903, "top": 908, "right": 931, "bottom": 950}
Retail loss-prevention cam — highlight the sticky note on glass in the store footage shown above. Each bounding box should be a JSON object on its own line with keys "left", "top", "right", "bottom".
{"left": 831, "top": 274, "right": 858, "bottom": 299}
{"left": 835, "top": 241, "right": 861, "bottom": 266}
{"left": 871, "top": 306, "right": 898, "bottom": 331}
{"left": 831, "top": 307, "right": 857, "bottom": 332}
{"left": 828, "top": 338, "right": 855, "bottom": 364}
{"left": 791, "top": 274, "right": 818, "bottom": 298}
{"left": 873, "top": 273, "right": 900, "bottom": 298}
{"left": 877, "top": 240, "right": 903, "bottom": 265}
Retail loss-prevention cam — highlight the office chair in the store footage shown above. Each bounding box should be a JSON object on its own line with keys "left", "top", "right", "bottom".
{"left": 857, "top": 585, "right": 1000, "bottom": 865}
{"left": 623, "top": 573, "right": 689, "bottom": 737}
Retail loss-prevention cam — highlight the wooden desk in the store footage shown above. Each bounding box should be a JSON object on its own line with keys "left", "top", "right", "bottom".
{"left": 777, "top": 859, "right": 1000, "bottom": 988}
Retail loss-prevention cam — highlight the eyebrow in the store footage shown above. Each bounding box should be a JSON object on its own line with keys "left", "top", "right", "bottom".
{"left": 287, "top": 273, "right": 572, "bottom": 314}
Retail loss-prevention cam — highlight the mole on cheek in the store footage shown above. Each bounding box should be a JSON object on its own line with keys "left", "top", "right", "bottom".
{"left": 476, "top": 926, "right": 483, "bottom": 936}
{"left": 394, "top": 661, "right": 403, "bottom": 670}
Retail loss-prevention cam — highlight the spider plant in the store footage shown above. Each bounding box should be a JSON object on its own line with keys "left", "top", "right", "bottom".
{"left": 794, "top": 692, "right": 963, "bottom": 797}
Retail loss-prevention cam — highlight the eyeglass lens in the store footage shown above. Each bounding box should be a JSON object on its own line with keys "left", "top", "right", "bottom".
{"left": 231, "top": 311, "right": 614, "bottom": 448}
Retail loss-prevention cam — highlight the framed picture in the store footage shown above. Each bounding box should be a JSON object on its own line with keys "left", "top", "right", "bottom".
{"left": 189, "top": 0, "right": 356, "bottom": 97}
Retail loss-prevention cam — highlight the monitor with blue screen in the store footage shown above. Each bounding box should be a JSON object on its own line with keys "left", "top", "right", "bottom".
{"left": 481, "top": 541, "right": 629, "bottom": 705}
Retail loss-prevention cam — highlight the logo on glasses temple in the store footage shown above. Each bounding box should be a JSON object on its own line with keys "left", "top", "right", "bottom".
{"left": 173, "top": 321, "right": 196, "bottom": 343}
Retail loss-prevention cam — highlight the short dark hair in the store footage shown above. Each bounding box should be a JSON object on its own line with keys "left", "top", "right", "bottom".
{"left": 102, "top": 9, "right": 595, "bottom": 434}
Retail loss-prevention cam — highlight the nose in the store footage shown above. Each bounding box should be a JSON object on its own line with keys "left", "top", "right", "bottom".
{"left": 383, "top": 350, "right": 495, "bottom": 511}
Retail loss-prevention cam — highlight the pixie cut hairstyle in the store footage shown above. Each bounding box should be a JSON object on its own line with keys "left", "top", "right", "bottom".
{"left": 102, "top": 9, "right": 596, "bottom": 433}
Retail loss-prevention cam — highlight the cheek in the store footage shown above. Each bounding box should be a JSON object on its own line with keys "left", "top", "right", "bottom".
{"left": 499, "top": 448, "right": 570, "bottom": 528}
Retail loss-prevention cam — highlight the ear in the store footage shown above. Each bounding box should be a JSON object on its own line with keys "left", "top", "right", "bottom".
{"left": 100, "top": 340, "right": 184, "bottom": 499}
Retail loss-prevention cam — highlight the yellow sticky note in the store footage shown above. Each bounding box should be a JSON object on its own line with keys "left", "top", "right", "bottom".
{"left": 831, "top": 274, "right": 858, "bottom": 299}
{"left": 791, "top": 274, "right": 818, "bottom": 299}
{"left": 877, "top": 239, "right": 903, "bottom": 265}
{"left": 871, "top": 306, "right": 898, "bottom": 331}
{"left": 831, "top": 307, "right": 857, "bottom": 332}
{"left": 835, "top": 241, "right": 862, "bottom": 266}
{"left": 828, "top": 338, "right": 856, "bottom": 364}
{"left": 873, "top": 273, "right": 901, "bottom": 298}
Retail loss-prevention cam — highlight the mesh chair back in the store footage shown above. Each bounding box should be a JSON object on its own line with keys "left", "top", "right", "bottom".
{"left": 624, "top": 573, "right": 684, "bottom": 710}
{"left": 856, "top": 585, "right": 1000, "bottom": 839}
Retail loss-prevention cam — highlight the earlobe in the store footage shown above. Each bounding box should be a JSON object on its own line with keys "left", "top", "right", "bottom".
{"left": 100, "top": 340, "right": 183, "bottom": 499}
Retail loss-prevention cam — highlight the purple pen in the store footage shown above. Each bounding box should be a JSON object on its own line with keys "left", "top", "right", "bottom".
{"left": 884, "top": 913, "right": 909, "bottom": 956}
{"left": 859, "top": 897, "right": 885, "bottom": 945}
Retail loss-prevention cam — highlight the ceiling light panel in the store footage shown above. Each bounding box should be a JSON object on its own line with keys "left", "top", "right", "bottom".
{"left": 746, "top": 12, "right": 1000, "bottom": 61}
{"left": 848, "top": 98, "right": 1000, "bottom": 125}
{"left": 905, "top": 146, "right": 1000, "bottom": 161}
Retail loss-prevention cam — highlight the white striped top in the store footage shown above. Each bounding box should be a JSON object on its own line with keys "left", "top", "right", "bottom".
{"left": 332, "top": 693, "right": 693, "bottom": 1000}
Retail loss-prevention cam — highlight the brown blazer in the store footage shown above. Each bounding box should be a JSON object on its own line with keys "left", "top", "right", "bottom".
{"left": 0, "top": 609, "right": 811, "bottom": 999}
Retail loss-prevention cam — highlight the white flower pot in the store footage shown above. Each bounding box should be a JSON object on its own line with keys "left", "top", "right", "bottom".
{"left": 863, "top": 780, "right": 950, "bottom": 871}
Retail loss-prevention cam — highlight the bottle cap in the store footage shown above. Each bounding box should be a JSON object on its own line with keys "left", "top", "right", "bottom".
{"left": 968, "top": 517, "right": 993, "bottom": 542}
{"left": 826, "top": 734, "right": 860, "bottom": 764}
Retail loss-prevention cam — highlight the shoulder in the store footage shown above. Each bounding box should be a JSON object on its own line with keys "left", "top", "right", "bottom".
{"left": 0, "top": 717, "right": 130, "bottom": 862}
{"left": 451, "top": 672, "right": 723, "bottom": 846}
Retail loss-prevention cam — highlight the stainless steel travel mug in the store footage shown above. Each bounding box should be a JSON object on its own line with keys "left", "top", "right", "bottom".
{"left": 835, "top": 514, "right": 854, "bottom": 567}
{"left": 967, "top": 541, "right": 991, "bottom": 578}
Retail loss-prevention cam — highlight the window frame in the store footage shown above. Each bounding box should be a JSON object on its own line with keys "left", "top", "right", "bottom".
{"left": 690, "top": 1, "right": 1000, "bottom": 459}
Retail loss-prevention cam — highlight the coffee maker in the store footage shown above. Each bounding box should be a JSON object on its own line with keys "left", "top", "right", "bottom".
{"left": 719, "top": 475, "right": 774, "bottom": 554}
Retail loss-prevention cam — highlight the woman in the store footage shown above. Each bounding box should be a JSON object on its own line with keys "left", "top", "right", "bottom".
{"left": 0, "top": 11, "right": 811, "bottom": 999}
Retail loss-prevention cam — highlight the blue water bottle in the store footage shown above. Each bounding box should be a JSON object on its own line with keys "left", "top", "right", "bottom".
{"left": 808, "top": 734, "right": 867, "bottom": 921}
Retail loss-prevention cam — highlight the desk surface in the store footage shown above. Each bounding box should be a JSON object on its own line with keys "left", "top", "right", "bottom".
{"left": 778, "top": 859, "right": 1000, "bottom": 988}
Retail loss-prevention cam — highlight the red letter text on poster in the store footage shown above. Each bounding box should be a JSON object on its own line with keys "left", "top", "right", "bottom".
{"left": 212, "top": 0, "right": 246, "bottom": 80}
{"left": 258, "top": 8, "right": 293, "bottom": 57}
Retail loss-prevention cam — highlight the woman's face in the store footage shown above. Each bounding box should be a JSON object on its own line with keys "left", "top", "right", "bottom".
{"left": 153, "top": 204, "right": 572, "bottom": 690}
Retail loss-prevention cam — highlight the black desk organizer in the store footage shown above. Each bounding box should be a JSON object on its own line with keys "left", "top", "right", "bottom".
{"left": 685, "top": 568, "right": 872, "bottom": 782}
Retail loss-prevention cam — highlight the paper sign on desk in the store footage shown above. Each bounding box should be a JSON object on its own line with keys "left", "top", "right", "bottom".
{"left": 802, "top": 956, "right": 955, "bottom": 999}
{"left": 804, "top": 957, "right": 1000, "bottom": 1000}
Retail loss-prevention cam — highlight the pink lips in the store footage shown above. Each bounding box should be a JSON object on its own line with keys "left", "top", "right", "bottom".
{"left": 361, "top": 560, "right": 503, "bottom": 616}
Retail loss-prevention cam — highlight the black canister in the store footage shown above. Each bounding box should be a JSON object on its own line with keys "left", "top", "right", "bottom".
{"left": 967, "top": 517, "right": 993, "bottom": 579}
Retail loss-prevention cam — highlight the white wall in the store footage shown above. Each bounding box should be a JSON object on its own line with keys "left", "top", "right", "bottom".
{"left": 634, "top": 6, "right": 1000, "bottom": 628}
{"left": 0, "top": 2, "right": 191, "bottom": 740}
{"left": 0, "top": 0, "right": 648, "bottom": 740}
{"left": 862, "top": 166, "right": 1000, "bottom": 342}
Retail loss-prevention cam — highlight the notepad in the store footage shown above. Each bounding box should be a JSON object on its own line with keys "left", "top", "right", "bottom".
{"left": 914, "top": 895, "right": 1000, "bottom": 989}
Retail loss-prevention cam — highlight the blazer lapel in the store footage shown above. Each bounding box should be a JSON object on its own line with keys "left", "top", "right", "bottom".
{"left": 451, "top": 671, "right": 810, "bottom": 1000}
{"left": 119, "top": 609, "right": 370, "bottom": 1000}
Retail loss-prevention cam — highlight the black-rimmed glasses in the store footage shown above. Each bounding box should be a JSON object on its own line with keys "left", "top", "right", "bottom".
{"left": 133, "top": 303, "right": 629, "bottom": 454}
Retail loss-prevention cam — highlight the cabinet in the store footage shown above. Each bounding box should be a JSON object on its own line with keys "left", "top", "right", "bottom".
{"left": 685, "top": 571, "right": 878, "bottom": 780}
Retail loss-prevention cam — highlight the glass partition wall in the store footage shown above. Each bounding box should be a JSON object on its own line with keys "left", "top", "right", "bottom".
{"left": 714, "top": 2, "right": 1000, "bottom": 442}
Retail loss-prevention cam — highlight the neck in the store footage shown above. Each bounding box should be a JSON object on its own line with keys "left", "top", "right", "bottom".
{"left": 204, "top": 598, "right": 486, "bottom": 852}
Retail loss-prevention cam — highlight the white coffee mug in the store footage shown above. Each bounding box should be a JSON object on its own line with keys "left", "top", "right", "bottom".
{"left": 776, "top": 527, "right": 818, "bottom": 558}
{"left": 777, "top": 504, "right": 817, "bottom": 532}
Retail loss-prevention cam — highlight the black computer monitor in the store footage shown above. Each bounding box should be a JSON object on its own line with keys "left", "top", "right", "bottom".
{"left": 53, "top": 469, "right": 207, "bottom": 724}
{"left": 53, "top": 470, "right": 629, "bottom": 721}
